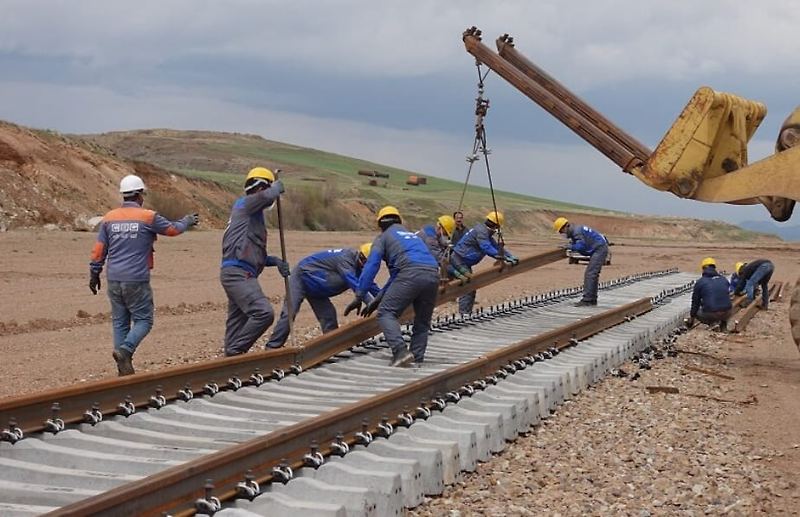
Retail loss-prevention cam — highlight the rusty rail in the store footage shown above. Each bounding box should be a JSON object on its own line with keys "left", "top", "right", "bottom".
{"left": 732, "top": 282, "right": 779, "bottom": 333}
{"left": 0, "top": 248, "right": 565, "bottom": 437}
{"left": 462, "top": 27, "right": 644, "bottom": 172}
{"left": 48, "top": 297, "right": 652, "bottom": 517}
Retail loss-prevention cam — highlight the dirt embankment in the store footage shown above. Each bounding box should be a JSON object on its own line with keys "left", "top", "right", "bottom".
{"left": 0, "top": 121, "right": 235, "bottom": 230}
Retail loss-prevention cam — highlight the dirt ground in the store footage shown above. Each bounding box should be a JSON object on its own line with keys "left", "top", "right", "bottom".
{"left": 1, "top": 229, "right": 799, "bottom": 513}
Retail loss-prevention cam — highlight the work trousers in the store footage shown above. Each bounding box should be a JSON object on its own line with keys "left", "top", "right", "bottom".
{"left": 581, "top": 245, "right": 608, "bottom": 303}
{"left": 107, "top": 281, "right": 154, "bottom": 355}
{"left": 696, "top": 308, "right": 731, "bottom": 325}
{"left": 377, "top": 268, "right": 439, "bottom": 362}
{"left": 220, "top": 267, "right": 275, "bottom": 356}
{"left": 745, "top": 262, "right": 774, "bottom": 309}
{"left": 266, "top": 270, "right": 339, "bottom": 349}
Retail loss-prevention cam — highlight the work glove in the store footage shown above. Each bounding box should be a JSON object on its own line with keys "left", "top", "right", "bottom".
{"left": 456, "top": 265, "right": 472, "bottom": 279}
{"left": 504, "top": 254, "right": 519, "bottom": 265}
{"left": 273, "top": 179, "right": 285, "bottom": 194}
{"left": 186, "top": 213, "right": 200, "bottom": 227}
{"left": 344, "top": 295, "right": 364, "bottom": 317}
{"left": 274, "top": 259, "right": 291, "bottom": 278}
{"left": 361, "top": 292, "right": 384, "bottom": 318}
{"left": 89, "top": 271, "right": 101, "bottom": 295}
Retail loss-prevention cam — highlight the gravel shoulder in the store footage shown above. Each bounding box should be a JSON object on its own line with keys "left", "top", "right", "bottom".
{"left": 413, "top": 298, "right": 800, "bottom": 516}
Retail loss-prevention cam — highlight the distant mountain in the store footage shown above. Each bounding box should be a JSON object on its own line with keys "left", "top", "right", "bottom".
{"left": 738, "top": 220, "right": 800, "bottom": 241}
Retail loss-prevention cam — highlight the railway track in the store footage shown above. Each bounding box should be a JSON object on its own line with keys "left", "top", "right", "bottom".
{"left": 0, "top": 269, "right": 701, "bottom": 516}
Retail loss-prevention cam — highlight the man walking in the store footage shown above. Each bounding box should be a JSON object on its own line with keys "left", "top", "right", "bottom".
{"left": 733, "top": 259, "right": 775, "bottom": 310}
{"left": 449, "top": 211, "right": 518, "bottom": 314}
{"left": 345, "top": 206, "right": 440, "bottom": 367}
{"left": 220, "top": 167, "right": 289, "bottom": 356}
{"left": 689, "top": 257, "right": 733, "bottom": 331}
{"left": 265, "top": 244, "right": 380, "bottom": 348}
{"left": 553, "top": 217, "right": 609, "bottom": 306}
{"left": 89, "top": 174, "right": 199, "bottom": 375}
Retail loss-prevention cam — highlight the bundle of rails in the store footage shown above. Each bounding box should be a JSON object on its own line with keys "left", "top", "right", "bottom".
{"left": 0, "top": 271, "right": 700, "bottom": 516}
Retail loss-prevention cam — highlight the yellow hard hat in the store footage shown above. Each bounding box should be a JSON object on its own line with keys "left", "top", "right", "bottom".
{"left": 359, "top": 242, "right": 372, "bottom": 258}
{"left": 486, "top": 211, "right": 505, "bottom": 227}
{"left": 376, "top": 205, "right": 401, "bottom": 221}
{"left": 735, "top": 262, "right": 745, "bottom": 274}
{"left": 246, "top": 167, "right": 275, "bottom": 183}
{"left": 437, "top": 215, "right": 456, "bottom": 237}
{"left": 553, "top": 217, "right": 569, "bottom": 232}
{"left": 700, "top": 257, "right": 716, "bottom": 269}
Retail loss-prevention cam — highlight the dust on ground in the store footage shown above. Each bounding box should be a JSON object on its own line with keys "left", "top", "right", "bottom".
{"left": 0, "top": 229, "right": 798, "bottom": 514}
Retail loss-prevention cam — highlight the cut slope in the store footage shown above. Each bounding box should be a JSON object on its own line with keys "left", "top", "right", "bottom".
{"left": 0, "top": 122, "right": 235, "bottom": 230}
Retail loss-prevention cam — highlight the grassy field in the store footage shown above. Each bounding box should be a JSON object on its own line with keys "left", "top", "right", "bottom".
{"left": 85, "top": 129, "right": 608, "bottom": 215}
{"left": 77, "top": 129, "right": 770, "bottom": 240}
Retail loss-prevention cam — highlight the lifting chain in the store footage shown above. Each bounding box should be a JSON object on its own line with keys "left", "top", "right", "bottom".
{"left": 457, "top": 61, "right": 505, "bottom": 254}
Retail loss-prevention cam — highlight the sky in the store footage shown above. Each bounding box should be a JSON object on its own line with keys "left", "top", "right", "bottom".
{"left": 1, "top": 0, "right": 799, "bottom": 225}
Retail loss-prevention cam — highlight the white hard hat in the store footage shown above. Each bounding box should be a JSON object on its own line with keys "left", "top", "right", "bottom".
{"left": 119, "top": 174, "right": 146, "bottom": 194}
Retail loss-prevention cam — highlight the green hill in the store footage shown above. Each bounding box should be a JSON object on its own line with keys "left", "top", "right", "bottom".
{"left": 75, "top": 129, "right": 772, "bottom": 241}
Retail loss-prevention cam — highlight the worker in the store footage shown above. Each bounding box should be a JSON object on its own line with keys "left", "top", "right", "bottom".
{"left": 450, "top": 211, "right": 519, "bottom": 314}
{"left": 220, "top": 167, "right": 289, "bottom": 356}
{"left": 733, "top": 259, "right": 775, "bottom": 310}
{"left": 345, "top": 206, "right": 440, "bottom": 367}
{"left": 265, "top": 244, "right": 381, "bottom": 348}
{"left": 553, "top": 217, "right": 608, "bottom": 306}
{"left": 416, "top": 215, "right": 456, "bottom": 263}
{"left": 729, "top": 262, "right": 744, "bottom": 293}
{"left": 89, "top": 174, "right": 199, "bottom": 375}
{"left": 451, "top": 210, "right": 467, "bottom": 245}
{"left": 688, "top": 257, "right": 733, "bottom": 331}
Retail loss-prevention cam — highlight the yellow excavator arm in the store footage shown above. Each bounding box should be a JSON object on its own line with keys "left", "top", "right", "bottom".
{"left": 462, "top": 27, "right": 800, "bottom": 222}
{"left": 462, "top": 27, "right": 800, "bottom": 349}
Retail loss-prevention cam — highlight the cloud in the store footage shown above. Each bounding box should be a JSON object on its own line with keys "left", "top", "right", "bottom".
{"left": 0, "top": 79, "right": 773, "bottom": 223}
{"left": 1, "top": 1, "right": 798, "bottom": 86}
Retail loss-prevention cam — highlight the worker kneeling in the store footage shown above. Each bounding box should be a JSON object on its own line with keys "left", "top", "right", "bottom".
{"left": 265, "top": 244, "right": 381, "bottom": 349}
{"left": 450, "top": 211, "right": 518, "bottom": 314}
{"left": 345, "top": 206, "right": 440, "bottom": 367}
{"left": 688, "top": 257, "right": 732, "bottom": 331}
{"left": 554, "top": 217, "right": 608, "bottom": 307}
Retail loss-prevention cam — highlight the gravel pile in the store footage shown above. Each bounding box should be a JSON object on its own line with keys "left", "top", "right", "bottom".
{"left": 413, "top": 324, "right": 798, "bottom": 516}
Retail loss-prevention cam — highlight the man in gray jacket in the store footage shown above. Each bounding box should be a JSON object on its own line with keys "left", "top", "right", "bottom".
{"left": 220, "top": 167, "right": 289, "bottom": 356}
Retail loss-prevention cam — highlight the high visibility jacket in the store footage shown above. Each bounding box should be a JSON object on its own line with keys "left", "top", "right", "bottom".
{"left": 90, "top": 201, "right": 191, "bottom": 282}
{"left": 356, "top": 223, "right": 438, "bottom": 298}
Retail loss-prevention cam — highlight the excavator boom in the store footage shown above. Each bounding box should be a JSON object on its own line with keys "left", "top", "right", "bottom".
{"left": 462, "top": 27, "right": 800, "bottom": 222}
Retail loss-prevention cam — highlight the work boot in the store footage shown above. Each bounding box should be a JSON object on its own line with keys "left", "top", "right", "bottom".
{"left": 574, "top": 300, "right": 597, "bottom": 307}
{"left": 718, "top": 320, "right": 728, "bottom": 333}
{"left": 389, "top": 350, "right": 414, "bottom": 368}
{"left": 112, "top": 349, "right": 135, "bottom": 376}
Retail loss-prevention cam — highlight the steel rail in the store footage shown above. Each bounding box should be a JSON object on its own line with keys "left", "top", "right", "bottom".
{"left": 48, "top": 297, "right": 653, "bottom": 517}
{"left": 0, "top": 248, "right": 565, "bottom": 437}
{"left": 462, "top": 27, "right": 641, "bottom": 172}
{"left": 733, "top": 282, "right": 778, "bottom": 333}
{"left": 494, "top": 34, "right": 651, "bottom": 162}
